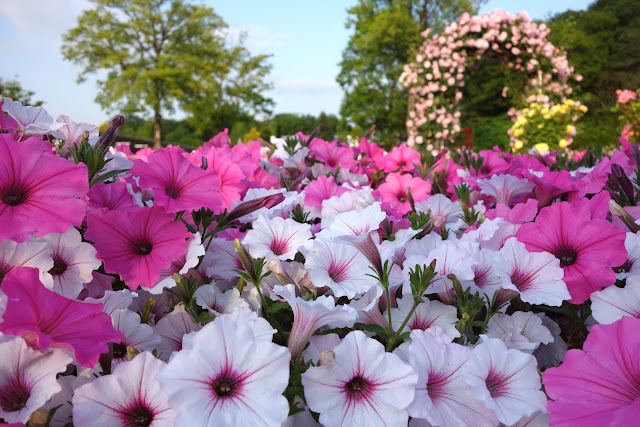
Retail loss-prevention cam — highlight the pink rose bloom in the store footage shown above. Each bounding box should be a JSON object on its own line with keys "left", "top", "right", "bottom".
{"left": 544, "top": 316, "right": 640, "bottom": 426}
{"left": 617, "top": 89, "right": 637, "bottom": 104}
{"left": 378, "top": 173, "right": 431, "bottom": 215}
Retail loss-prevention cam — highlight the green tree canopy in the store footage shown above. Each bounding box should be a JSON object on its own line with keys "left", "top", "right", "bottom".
{"left": 0, "top": 76, "right": 44, "bottom": 106}
{"left": 337, "top": 0, "right": 486, "bottom": 147}
{"left": 62, "top": 0, "right": 273, "bottom": 148}
{"left": 546, "top": 0, "right": 640, "bottom": 147}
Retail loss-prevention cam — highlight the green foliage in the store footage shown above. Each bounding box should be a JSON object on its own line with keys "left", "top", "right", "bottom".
{"left": 61, "top": 0, "right": 273, "bottom": 148}
{"left": 545, "top": 0, "right": 640, "bottom": 147}
{"left": 338, "top": 0, "right": 486, "bottom": 147}
{"left": 0, "top": 76, "right": 44, "bottom": 106}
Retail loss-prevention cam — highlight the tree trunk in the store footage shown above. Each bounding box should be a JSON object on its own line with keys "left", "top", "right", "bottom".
{"left": 153, "top": 104, "right": 162, "bottom": 149}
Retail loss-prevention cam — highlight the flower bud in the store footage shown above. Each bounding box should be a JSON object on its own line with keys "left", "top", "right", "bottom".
{"left": 609, "top": 200, "right": 640, "bottom": 232}
{"left": 95, "top": 115, "right": 125, "bottom": 154}
{"left": 226, "top": 193, "right": 285, "bottom": 223}
{"left": 234, "top": 239, "right": 257, "bottom": 282}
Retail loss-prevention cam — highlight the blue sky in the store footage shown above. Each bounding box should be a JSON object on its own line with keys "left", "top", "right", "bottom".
{"left": 0, "top": 0, "right": 593, "bottom": 126}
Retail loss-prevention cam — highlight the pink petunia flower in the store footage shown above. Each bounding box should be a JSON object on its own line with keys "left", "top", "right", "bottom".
{"left": 0, "top": 134, "right": 89, "bottom": 243}
{"left": 544, "top": 316, "right": 640, "bottom": 426}
{"left": 476, "top": 174, "right": 534, "bottom": 206}
{"left": 378, "top": 173, "right": 431, "bottom": 215}
{"left": 72, "top": 352, "right": 177, "bottom": 426}
{"left": 304, "top": 175, "right": 348, "bottom": 214}
{"left": 86, "top": 181, "right": 138, "bottom": 212}
{"left": 0, "top": 267, "right": 123, "bottom": 367}
{"left": 379, "top": 145, "right": 421, "bottom": 173}
{"left": 0, "top": 335, "right": 72, "bottom": 424}
{"left": 130, "top": 146, "right": 223, "bottom": 213}
{"left": 309, "top": 139, "right": 357, "bottom": 172}
{"left": 515, "top": 201, "right": 627, "bottom": 303}
{"left": 85, "top": 205, "right": 191, "bottom": 290}
{"left": 301, "top": 330, "right": 418, "bottom": 426}
{"left": 157, "top": 316, "right": 291, "bottom": 426}
{"left": 198, "top": 145, "right": 247, "bottom": 211}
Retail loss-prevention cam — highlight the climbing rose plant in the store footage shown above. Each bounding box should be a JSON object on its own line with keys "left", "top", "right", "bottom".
{"left": 401, "top": 9, "right": 581, "bottom": 151}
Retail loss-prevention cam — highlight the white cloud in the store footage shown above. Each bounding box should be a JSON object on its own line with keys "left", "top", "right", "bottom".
{"left": 223, "top": 25, "right": 287, "bottom": 53}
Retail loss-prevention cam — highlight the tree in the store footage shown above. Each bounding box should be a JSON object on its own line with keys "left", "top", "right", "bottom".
{"left": 0, "top": 76, "right": 44, "bottom": 106}
{"left": 337, "top": 0, "right": 485, "bottom": 146}
{"left": 62, "top": 0, "right": 273, "bottom": 148}
{"left": 546, "top": 0, "right": 640, "bottom": 147}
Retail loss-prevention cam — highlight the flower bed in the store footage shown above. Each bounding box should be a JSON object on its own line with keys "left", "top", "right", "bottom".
{"left": 1, "top": 98, "right": 639, "bottom": 426}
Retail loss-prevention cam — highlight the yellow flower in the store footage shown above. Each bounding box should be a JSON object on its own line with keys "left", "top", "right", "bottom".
{"left": 537, "top": 123, "right": 544, "bottom": 129}
{"left": 543, "top": 114, "right": 551, "bottom": 120}
{"left": 515, "top": 140, "right": 524, "bottom": 150}
{"left": 566, "top": 125, "right": 575, "bottom": 134}
{"left": 559, "top": 139, "right": 568, "bottom": 148}
{"left": 535, "top": 143, "right": 549, "bottom": 152}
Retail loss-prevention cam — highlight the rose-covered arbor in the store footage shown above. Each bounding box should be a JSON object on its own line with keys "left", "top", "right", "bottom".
{"left": 401, "top": 9, "right": 581, "bottom": 151}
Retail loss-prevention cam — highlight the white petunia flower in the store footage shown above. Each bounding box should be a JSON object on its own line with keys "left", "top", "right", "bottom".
{"left": 302, "top": 330, "right": 418, "bottom": 427}
{"left": 493, "top": 237, "right": 570, "bottom": 306}
{"left": 320, "top": 188, "right": 376, "bottom": 228}
{"left": 315, "top": 202, "right": 386, "bottom": 241}
{"left": 485, "top": 311, "right": 554, "bottom": 354}
{"left": 42, "top": 227, "right": 101, "bottom": 298}
{"left": 476, "top": 174, "right": 534, "bottom": 206}
{"left": 110, "top": 309, "right": 161, "bottom": 364}
{"left": 194, "top": 284, "right": 249, "bottom": 315}
{"left": 305, "top": 239, "right": 377, "bottom": 298}
{"left": 533, "top": 313, "right": 567, "bottom": 369}
{"left": 154, "top": 304, "right": 202, "bottom": 361}
{"left": 243, "top": 214, "right": 312, "bottom": 260}
{"left": 157, "top": 317, "right": 291, "bottom": 426}
{"left": 73, "top": 352, "right": 176, "bottom": 426}
{"left": 0, "top": 236, "right": 52, "bottom": 286}
{"left": 464, "top": 337, "right": 548, "bottom": 425}
{"left": 390, "top": 293, "right": 460, "bottom": 339}
{"left": 201, "top": 237, "right": 243, "bottom": 281}
{"left": 591, "top": 275, "right": 640, "bottom": 324}
{"left": 273, "top": 284, "right": 355, "bottom": 360}
{"left": 0, "top": 334, "right": 72, "bottom": 423}
{"left": 402, "top": 330, "right": 498, "bottom": 427}
{"left": 415, "top": 194, "right": 464, "bottom": 232}
{"left": 1, "top": 97, "right": 64, "bottom": 139}
{"left": 614, "top": 232, "right": 640, "bottom": 280}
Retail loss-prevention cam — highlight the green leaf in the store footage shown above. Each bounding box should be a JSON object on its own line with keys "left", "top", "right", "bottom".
{"left": 90, "top": 169, "right": 130, "bottom": 187}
